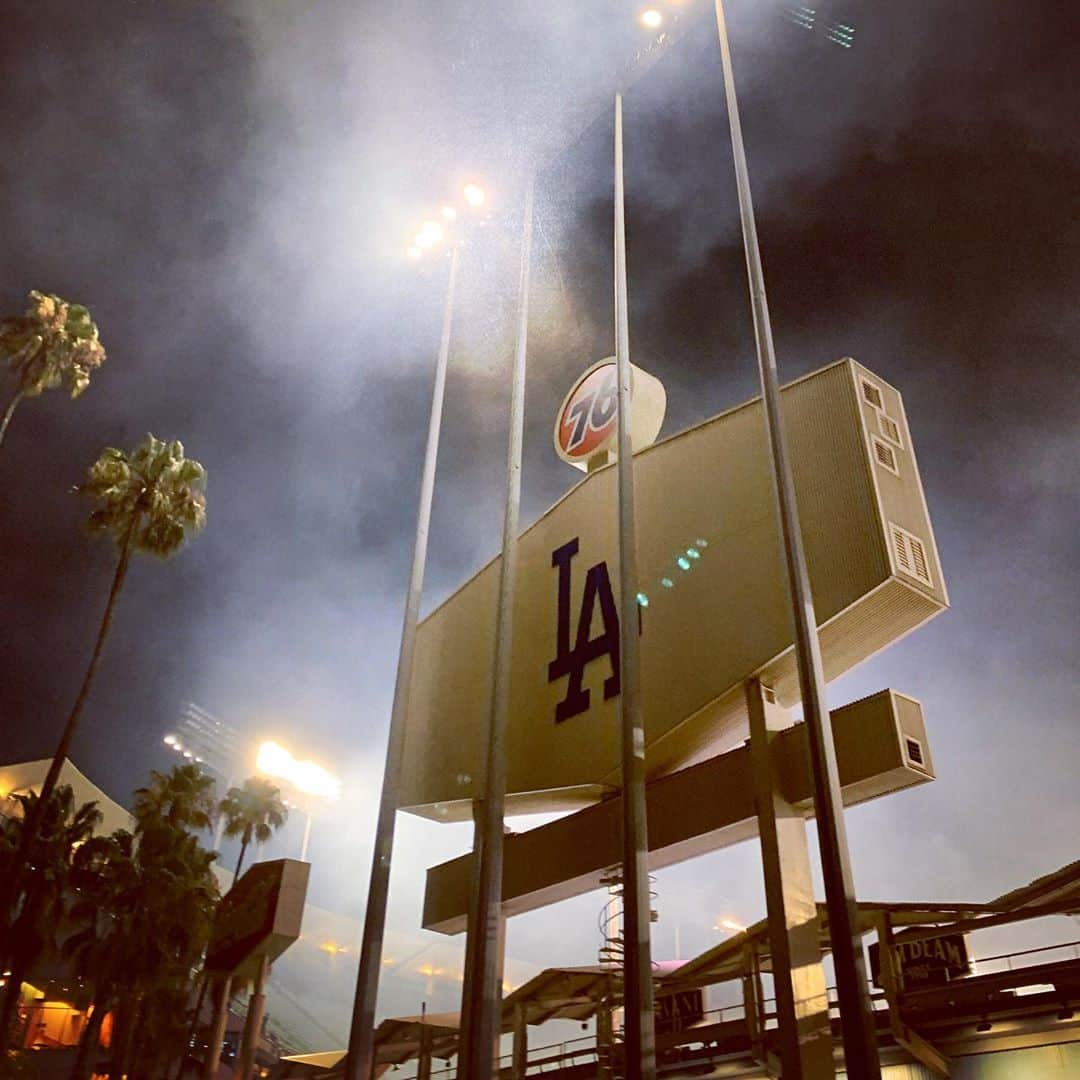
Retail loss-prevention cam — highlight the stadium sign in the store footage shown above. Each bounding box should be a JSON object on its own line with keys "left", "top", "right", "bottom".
{"left": 553, "top": 358, "right": 666, "bottom": 471}
{"left": 399, "top": 359, "right": 947, "bottom": 819}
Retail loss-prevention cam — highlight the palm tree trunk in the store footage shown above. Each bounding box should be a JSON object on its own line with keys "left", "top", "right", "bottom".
{"left": 172, "top": 971, "right": 209, "bottom": 1080}
{"left": 234, "top": 830, "right": 251, "bottom": 881}
{"left": 70, "top": 1000, "right": 107, "bottom": 1080}
{"left": 0, "top": 956, "right": 28, "bottom": 1051}
{"left": 0, "top": 515, "right": 138, "bottom": 973}
{"left": 0, "top": 388, "right": 24, "bottom": 450}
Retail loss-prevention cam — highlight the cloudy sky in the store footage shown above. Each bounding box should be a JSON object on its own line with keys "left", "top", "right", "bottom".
{"left": 1, "top": 0, "right": 1076, "bottom": 1041}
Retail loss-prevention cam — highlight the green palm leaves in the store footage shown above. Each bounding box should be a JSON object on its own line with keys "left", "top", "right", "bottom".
{"left": 80, "top": 433, "right": 207, "bottom": 558}
{"left": 218, "top": 777, "right": 289, "bottom": 879}
{"left": 0, "top": 290, "right": 106, "bottom": 448}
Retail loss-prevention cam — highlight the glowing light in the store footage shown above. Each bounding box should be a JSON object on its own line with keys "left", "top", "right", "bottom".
{"left": 695, "top": 538, "right": 709, "bottom": 547}
{"left": 636, "top": 592, "right": 649, "bottom": 607}
{"left": 462, "top": 183, "right": 486, "bottom": 207}
{"left": 660, "top": 577, "right": 674, "bottom": 588}
{"left": 415, "top": 221, "right": 444, "bottom": 249}
{"left": 677, "top": 556, "right": 691, "bottom": 571}
{"left": 715, "top": 917, "right": 746, "bottom": 934}
{"left": 163, "top": 734, "right": 177, "bottom": 747}
{"left": 319, "top": 941, "right": 348, "bottom": 956}
{"left": 256, "top": 741, "right": 343, "bottom": 800}
{"left": 640, "top": 9, "right": 663, "bottom": 29}
{"left": 440, "top": 205, "right": 457, "bottom": 221}
{"left": 686, "top": 548, "right": 700, "bottom": 559}
{"left": 406, "top": 246, "right": 422, "bottom": 259}
{"left": 183, "top": 751, "right": 194, "bottom": 759}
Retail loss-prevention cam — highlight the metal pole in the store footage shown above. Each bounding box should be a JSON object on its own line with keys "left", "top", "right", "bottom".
{"left": 300, "top": 810, "right": 312, "bottom": 863}
{"left": 202, "top": 974, "right": 232, "bottom": 1080}
{"left": 465, "top": 174, "right": 535, "bottom": 1080}
{"left": 345, "top": 243, "right": 461, "bottom": 1080}
{"left": 710, "top": 3, "right": 881, "bottom": 1075}
{"left": 613, "top": 92, "right": 657, "bottom": 1080}
{"left": 238, "top": 954, "right": 269, "bottom": 1080}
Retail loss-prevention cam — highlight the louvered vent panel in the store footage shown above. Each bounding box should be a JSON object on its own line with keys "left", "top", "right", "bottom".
{"left": 879, "top": 413, "right": 902, "bottom": 446}
{"left": 910, "top": 536, "right": 930, "bottom": 583}
{"left": 873, "top": 436, "right": 899, "bottom": 474}
{"left": 892, "top": 526, "right": 912, "bottom": 573}
{"left": 861, "top": 379, "right": 884, "bottom": 409}
{"left": 889, "top": 522, "right": 933, "bottom": 587}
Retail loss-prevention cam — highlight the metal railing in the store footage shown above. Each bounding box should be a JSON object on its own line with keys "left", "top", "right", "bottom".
{"left": 390, "top": 937, "right": 1080, "bottom": 1079}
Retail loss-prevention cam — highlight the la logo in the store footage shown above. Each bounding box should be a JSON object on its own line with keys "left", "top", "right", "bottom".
{"left": 547, "top": 538, "right": 620, "bottom": 724}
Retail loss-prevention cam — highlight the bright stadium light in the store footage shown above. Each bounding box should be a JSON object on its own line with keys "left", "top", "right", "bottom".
{"left": 462, "top": 183, "right": 486, "bottom": 207}
{"left": 163, "top": 734, "right": 177, "bottom": 746}
{"left": 640, "top": 8, "right": 663, "bottom": 29}
{"left": 256, "top": 740, "right": 342, "bottom": 800}
{"left": 415, "top": 220, "right": 445, "bottom": 249}
{"left": 440, "top": 205, "right": 457, "bottom": 221}
{"left": 715, "top": 916, "right": 746, "bottom": 933}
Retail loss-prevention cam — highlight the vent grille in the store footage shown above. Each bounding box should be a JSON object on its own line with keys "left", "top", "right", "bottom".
{"left": 872, "top": 435, "right": 900, "bottom": 475}
{"left": 861, "top": 379, "right": 884, "bottom": 410}
{"left": 905, "top": 736, "right": 926, "bottom": 769}
{"left": 890, "top": 522, "right": 933, "bottom": 588}
{"left": 878, "top": 412, "right": 903, "bottom": 446}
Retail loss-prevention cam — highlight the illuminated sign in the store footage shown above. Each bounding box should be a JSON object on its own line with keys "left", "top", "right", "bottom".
{"left": 553, "top": 358, "right": 666, "bottom": 471}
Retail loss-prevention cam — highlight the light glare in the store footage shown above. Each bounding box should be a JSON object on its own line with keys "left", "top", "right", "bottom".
{"left": 463, "top": 183, "right": 486, "bottom": 208}
{"left": 256, "top": 740, "right": 343, "bottom": 800}
{"left": 440, "top": 205, "right": 457, "bottom": 221}
{"left": 640, "top": 9, "right": 663, "bottom": 30}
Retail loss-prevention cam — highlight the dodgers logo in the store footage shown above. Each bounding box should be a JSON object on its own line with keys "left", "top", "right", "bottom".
{"left": 546, "top": 538, "right": 621, "bottom": 724}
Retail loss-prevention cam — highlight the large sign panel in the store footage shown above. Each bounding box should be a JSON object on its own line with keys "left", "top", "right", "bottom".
{"left": 205, "top": 859, "right": 309, "bottom": 974}
{"left": 870, "top": 933, "right": 971, "bottom": 989}
{"left": 400, "top": 359, "right": 947, "bottom": 819}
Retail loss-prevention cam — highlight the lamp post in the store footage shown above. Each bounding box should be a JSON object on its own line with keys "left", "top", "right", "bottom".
{"left": 709, "top": 1, "right": 881, "bottom": 1074}
{"left": 462, "top": 173, "right": 535, "bottom": 1080}
{"left": 346, "top": 183, "right": 484, "bottom": 1080}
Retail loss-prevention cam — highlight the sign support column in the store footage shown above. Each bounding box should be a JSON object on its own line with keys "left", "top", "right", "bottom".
{"left": 613, "top": 91, "right": 657, "bottom": 1080}
{"left": 746, "top": 678, "right": 833, "bottom": 1077}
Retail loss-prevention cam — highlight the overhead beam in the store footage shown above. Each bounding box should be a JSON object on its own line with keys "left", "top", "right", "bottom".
{"left": 424, "top": 689, "right": 932, "bottom": 933}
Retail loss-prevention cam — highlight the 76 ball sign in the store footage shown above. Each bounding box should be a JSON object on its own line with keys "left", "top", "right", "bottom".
{"left": 554, "top": 358, "right": 666, "bottom": 471}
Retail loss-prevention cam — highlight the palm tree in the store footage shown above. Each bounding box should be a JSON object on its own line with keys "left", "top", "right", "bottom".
{"left": 218, "top": 778, "right": 288, "bottom": 879}
{"left": 0, "top": 290, "right": 106, "bottom": 450}
{"left": 0, "top": 785, "right": 102, "bottom": 1051}
{"left": 66, "top": 817, "right": 218, "bottom": 1079}
{"left": 1, "top": 435, "right": 207, "bottom": 965}
{"left": 133, "top": 764, "right": 216, "bottom": 834}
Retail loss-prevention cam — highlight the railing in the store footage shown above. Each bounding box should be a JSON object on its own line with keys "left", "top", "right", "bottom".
{"left": 967, "top": 939, "right": 1080, "bottom": 976}
{"left": 402, "top": 938, "right": 1080, "bottom": 1079}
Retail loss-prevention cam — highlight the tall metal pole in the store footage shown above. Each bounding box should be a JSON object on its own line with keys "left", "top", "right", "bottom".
{"left": 613, "top": 92, "right": 657, "bottom": 1080}
{"left": 711, "top": 3, "right": 881, "bottom": 1075}
{"left": 464, "top": 174, "right": 535, "bottom": 1080}
{"left": 345, "top": 243, "right": 461, "bottom": 1080}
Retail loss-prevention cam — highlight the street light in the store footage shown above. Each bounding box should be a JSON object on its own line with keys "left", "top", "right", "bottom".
{"left": 708, "top": 0, "right": 882, "bottom": 1074}
{"left": 347, "top": 179, "right": 486, "bottom": 1080}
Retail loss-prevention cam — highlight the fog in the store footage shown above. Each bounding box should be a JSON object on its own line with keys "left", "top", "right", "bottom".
{"left": 1, "top": 0, "right": 1076, "bottom": 1043}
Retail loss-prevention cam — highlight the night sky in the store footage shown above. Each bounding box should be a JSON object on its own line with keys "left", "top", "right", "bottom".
{"left": 1, "top": 0, "right": 1077, "bottom": 1031}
